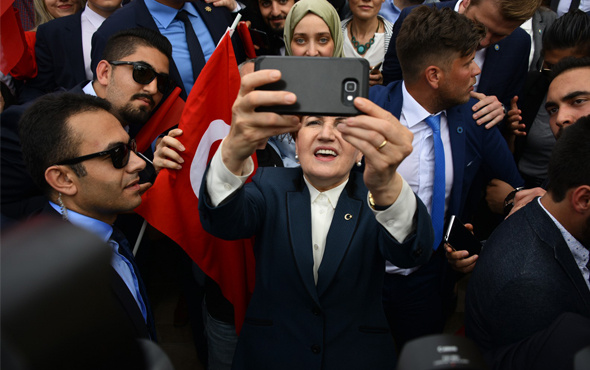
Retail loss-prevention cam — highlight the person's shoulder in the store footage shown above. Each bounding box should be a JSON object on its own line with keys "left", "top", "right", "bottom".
{"left": 37, "top": 11, "right": 81, "bottom": 33}
{"left": 253, "top": 167, "right": 303, "bottom": 188}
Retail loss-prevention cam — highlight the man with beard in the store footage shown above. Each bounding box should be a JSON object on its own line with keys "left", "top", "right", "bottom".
{"left": 1, "top": 28, "right": 172, "bottom": 225}
{"left": 369, "top": 6, "right": 523, "bottom": 348}
{"left": 242, "top": 0, "right": 297, "bottom": 56}
{"left": 465, "top": 117, "right": 590, "bottom": 370}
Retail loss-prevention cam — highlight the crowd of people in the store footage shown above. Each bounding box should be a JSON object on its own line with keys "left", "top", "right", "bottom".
{"left": 2, "top": 0, "right": 590, "bottom": 369}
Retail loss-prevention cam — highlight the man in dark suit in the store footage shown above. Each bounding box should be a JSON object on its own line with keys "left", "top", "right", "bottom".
{"left": 369, "top": 6, "right": 524, "bottom": 348}
{"left": 20, "top": 0, "right": 123, "bottom": 102}
{"left": 465, "top": 117, "right": 590, "bottom": 370}
{"left": 1, "top": 28, "right": 173, "bottom": 225}
{"left": 18, "top": 93, "right": 157, "bottom": 341}
{"left": 91, "top": 0, "right": 245, "bottom": 100}
{"left": 382, "top": 0, "right": 541, "bottom": 127}
{"left": 240, "top": 0, "right": 297, "bottom": 56}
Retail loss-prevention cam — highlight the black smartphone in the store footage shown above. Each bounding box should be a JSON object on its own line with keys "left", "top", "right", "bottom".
{"left": 249, "top": 28, "right": 271, "bottom": 50}
{"left": 254, "top": 56, "right": 370, "bottom": 116}
{"left": 444, "top": 215, "right": 482, "bottom": 256}
{"left": 136, "top": 151, "right": 157, "bottom": 184}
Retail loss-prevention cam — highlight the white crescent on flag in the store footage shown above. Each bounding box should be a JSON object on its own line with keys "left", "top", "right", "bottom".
{"left": 189, "top": 119, "right": 231, "bottom": 197}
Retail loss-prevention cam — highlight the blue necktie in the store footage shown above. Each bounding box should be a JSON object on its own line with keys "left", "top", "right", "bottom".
{"left": 176, "top": 10, "right": 206, "bottom": 82}
{"left": 425, "top": 114, "right": 445, "bottom": 250}
{"left": 110, "top": 228, "right": 148, "bottom": 322}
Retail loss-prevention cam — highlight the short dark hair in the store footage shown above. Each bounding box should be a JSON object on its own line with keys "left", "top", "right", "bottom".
{"left": 547, "top": 115, "right": 590, "bottom": 202}
{"left": 543, "top": 10, "right": 590, "bottom": 57}
{"left": 396, "top": 6, "right": 485, "bottom": 83}
{"left": 550, "top": 56, "right": 590, "bottom": 81}
{"left": 102, "top": 28, "right": 173, "bottom": 63}
{"left": 19, "top": 93, "right": 113, "bottom": 195}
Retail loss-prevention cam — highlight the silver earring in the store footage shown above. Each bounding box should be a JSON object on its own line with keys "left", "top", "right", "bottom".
{"left": 57, "top": 192, "right": 69, "bottom": 221}
{"left": 295, "top": 153, "right": 299, "bottom": 163}
{"left": 356, "top": 161, "right": 362, "bottom": 167}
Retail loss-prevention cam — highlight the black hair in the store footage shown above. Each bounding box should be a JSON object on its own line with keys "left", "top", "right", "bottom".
{"left": 19, "top": 93, "right": 113, "bottom": 195}
{"left": 543, "top": 10, "right": 590, "bottom": 56}
{"left": 102, "top": 28, "right": 173, "bottom": 62}
{"left": 547, "top": 115, "right": 590, "bottom": 202}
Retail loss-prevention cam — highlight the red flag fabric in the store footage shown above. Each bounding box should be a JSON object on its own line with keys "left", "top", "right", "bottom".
{"left": 135, "top": 86, "right": 185, "bottom": 153}
{"left": 0, "top": 0, "right": 26, "bottom": 75}
{"left": 136, "top": 31, "right": 256, "bottom": 333}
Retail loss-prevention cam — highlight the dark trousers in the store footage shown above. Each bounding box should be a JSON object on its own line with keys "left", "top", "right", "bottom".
{"left": 382, "top": 249, "right": 453, "bottom": 351}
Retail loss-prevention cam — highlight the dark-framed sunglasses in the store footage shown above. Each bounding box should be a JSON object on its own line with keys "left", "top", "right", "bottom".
{"left": 109, "top": 61, "right": 175, "bottom": 94}
{"left": 56, "top": 139, "right": 137, "bottom": 169}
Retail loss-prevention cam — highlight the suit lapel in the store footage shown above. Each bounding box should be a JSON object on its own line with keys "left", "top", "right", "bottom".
{"left": 478, "top": 45, "right": 500, "bottom": 94}
{"left": 193, "top": 0, "right": 225, "bottom": 43}
{"left": 110, "top": 268, "right": 151, "bottom": 339}
{"left": 68, "top": 13, "right": 86, "bottom": 82}
{"left": 287, "top": 189, "right": 320, "bottom": 304}
{"left": 530, "top": 201, "right": 590, "bottom": 311}
{"left": 446, "top": 105, "right": 466, "bottom": 216}
{"left": 316, "top": 188, "right": 362, "bottom": 296}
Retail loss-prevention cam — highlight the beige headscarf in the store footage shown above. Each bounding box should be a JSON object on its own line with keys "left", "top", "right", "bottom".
{"left": 283, "top": 0, "right": 344, "bottom": 58}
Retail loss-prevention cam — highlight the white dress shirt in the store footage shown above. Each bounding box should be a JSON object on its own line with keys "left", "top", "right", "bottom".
{"left": 206, "top": 139, "right": 419, "bottom": 284}
{"left": 81, "top": 5, "right": 107, "bottom": 80}
{"left": 386, "top": 83, "right": 454, "bottom": 275}
{"left": 557, "top": 0, "right": 590, "bottom": 16}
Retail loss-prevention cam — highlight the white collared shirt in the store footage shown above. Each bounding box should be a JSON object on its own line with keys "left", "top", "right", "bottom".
{"left": 538, "top": 198, "right": 590, "bottom": 291}
{"left": 81, "top": 5, "right": 107, "bottom": 80}
{"left": 386, "top": 83, "right": 454, "bottom": 275}
{"left": 206, "top": 139, "right": 419, "bottom": 284}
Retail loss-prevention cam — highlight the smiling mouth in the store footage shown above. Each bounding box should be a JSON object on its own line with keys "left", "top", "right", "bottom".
{"left": 315, "top": 149, "right": 337, "bottom": 158}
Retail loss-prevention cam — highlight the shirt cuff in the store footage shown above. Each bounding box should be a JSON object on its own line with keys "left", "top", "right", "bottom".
{"left": 205, "top": 139, "right": 254, "bottom": 207}
{"left": 369, "top": 177, "right": 417, "bottom": 243}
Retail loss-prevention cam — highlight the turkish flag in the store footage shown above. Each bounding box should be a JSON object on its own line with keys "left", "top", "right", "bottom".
{"left": 0, "top": 0, "right": 26, "bottom": 75}
{"left": 136, "top": 30, "right": 256, "bottom": 333}
{"left": 135, "top": 86, "right": 185, "bottom": 153}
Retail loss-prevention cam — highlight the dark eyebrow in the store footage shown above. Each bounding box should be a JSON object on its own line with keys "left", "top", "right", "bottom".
{"left": 562, "top": 91, "right": 590, "bottom": 101}
{"left": 105, "top": 140, "right": 127, "bottom": 151}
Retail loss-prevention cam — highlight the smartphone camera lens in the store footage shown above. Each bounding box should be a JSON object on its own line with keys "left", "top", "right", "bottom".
{"left": 344, "top": 81, "right": 357, "bottom": 92}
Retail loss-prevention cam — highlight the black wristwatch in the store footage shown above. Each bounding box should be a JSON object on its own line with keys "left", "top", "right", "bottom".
{"left": 503, "top": 187, "right": 524, "bottom": 216}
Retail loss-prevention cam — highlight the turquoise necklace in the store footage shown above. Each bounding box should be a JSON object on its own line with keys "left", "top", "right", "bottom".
{"left": 350, "top": 20, "right": 379, "bottom": 55}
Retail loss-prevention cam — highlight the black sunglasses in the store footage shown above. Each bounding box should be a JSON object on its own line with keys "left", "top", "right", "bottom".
{"left": 109, "top": 61, "right": 175, "bottom": 94}
{"left": 56, "top": 139, "right": 137, "bottom": 169}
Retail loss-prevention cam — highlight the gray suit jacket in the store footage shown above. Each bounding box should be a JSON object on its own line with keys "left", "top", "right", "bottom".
{"left": 529, "top": 8, "right": 557, "bottom": 72}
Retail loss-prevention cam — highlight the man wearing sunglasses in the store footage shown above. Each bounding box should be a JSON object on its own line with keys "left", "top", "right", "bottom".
{"left": 1, "top": 28, "right": 172, "bottom": 225}
{"left": 84, "top": 28, "right": 174, "bottom": 136}
{"left": 19, "top": 92, "right": 156, "bottom": 341}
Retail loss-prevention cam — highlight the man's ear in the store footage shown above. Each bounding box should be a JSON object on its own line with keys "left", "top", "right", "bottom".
{"left": 95, "top": 60, "right": 112, "bottom": 86}
{"left": 571, "top": 185, "right": 590, "bottom": 214}
{"left": 459, "top": 0, "right": 471, "bottom": 12}
{"left": 45, "top": 165, "right": 78, "bottom": 197}
{"left": 425, "top": 65, "right": 442, "bottom": 89}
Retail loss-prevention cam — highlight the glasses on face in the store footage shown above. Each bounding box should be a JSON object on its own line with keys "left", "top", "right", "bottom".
{"left": 109, "top": 61, "right": 175, "bottom": 94}
{"left": 56, "top": 139, "right": 137, "bottom": 169}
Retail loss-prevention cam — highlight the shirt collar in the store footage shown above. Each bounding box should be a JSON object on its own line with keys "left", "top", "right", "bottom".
{"left": 401, "top": 82, "right": 445, "bottom": 128}
{"left": 82, "top": 5, "right": 107, "bottom": 28}
{"left": 83, "top": 81, "right": 98, "bottom": 96}
{"left": 537, "top": 197, "right": 588, "bottom": 261}
{"left": 304, "top": 177, "right": 348, "bottom": 210}
{"left": 49, "top": 201, "right": 113, "bottom": 242}
{"left": 145, "top": 0, "right": 199, "bottom": 29}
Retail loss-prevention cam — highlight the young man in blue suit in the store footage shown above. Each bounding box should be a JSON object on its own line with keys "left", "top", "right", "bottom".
{"left": 465, "top": 117, "right": 590, "bottom": 370}
{"left": 370, "top": 6, "right": 524, "bottom": 348}
{"left": 382, "top": 0, "right": 542, "bottom": 128}
{"left": 91, "top": 0, "right": 246, "bottom": 99}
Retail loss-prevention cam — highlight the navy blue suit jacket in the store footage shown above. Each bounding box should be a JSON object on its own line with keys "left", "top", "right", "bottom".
{"left": 382, "top": 1, "right": 530, "bottom": 108}
{"left": 199, "top": 167, "right": 433, "bottom": 369}
{"left": 91, "top": 0, "right": 244, "bottom": 100}
{"left": 40, "top": 203, "right": 157, "bottom": 341}
{"left": 465, "top": 199, "right": 590, "bottom": 369}
{"left": 22, "top": 12, "right": 86, "bottom": 101}
{"left": 370, "top": 81, "right": 524, "bottom": 220}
